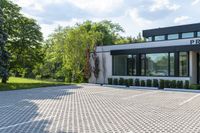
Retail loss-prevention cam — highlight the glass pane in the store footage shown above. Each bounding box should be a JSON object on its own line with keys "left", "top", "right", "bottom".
{"left": 147, "top": 37, "right": 152, "bottom": 42}
{"left": 198, "top": 32, "right": 200, "bottom": 37}
{"left": 155, "top": 35, "right": 165, "bottom": 41}
{"left": 113, "top": 55, "right": 128, "bottom": 76}
{"left": 170, "top": 53, "right": 175, "bottom": 76}
{"left": 168, "top": 34, "right": 179, "bottom": 40}
{"left": 127, "top": 55, "right": 133, "bottom": 76}
{"left": 179, "top": 52, "right": 189, "bottom": 77}
{"left": 132, "top": 55, "right": 137, "bottom": 75}
{"left": 146, "top": 53, "right": 168, "bottom": 76}
{"left": 141, "top": 54, "right": 146, "bottom": 76}
{"left": 182, "top": 32, "right": 194, "bottom": 39}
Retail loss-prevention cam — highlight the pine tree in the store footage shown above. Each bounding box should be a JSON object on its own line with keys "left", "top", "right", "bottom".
{"left": 0, "top": 7, "right": 9, "bottom": 83}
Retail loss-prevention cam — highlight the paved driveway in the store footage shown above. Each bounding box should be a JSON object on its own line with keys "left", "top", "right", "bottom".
{"left": 0, "top": 84, "right": 200, "bottom": 133}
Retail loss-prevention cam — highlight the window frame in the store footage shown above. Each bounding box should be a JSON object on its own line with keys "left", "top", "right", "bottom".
{"left": 181, "top": 32, "right": 195, "bottom": 39}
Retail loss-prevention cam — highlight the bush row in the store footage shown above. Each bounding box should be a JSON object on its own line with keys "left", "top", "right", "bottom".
{"left": 108, "top": 78, "right": 190, "bottom": 89}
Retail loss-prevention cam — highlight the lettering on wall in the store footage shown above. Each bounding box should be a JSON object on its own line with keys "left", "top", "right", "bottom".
{"left": 190, "top": 39, "right": 200, "bottom": 45}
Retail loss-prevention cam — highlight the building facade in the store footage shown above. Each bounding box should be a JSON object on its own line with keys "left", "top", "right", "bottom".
{"left": 89, "top": 23, "right": 200, "bottom": 85}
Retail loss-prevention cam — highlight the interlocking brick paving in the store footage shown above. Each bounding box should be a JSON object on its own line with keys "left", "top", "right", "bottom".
{"left": 0, "top": 84, "right": 200, "bottom": 133}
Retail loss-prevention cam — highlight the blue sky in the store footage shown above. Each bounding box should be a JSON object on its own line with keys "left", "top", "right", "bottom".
{"left": 11, "top": 0, "right": 200, "bottom": 39}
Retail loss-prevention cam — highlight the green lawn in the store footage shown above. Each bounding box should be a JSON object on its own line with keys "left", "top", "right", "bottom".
{"left": 0, "top": 77, "right": 69, "bottom": 91}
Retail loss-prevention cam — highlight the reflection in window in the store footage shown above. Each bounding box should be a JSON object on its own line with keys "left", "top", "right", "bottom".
{"left": 168, "top": 34, "right": 179, "bottom": 40}
{"left": 141, "top": 54, "right": 146, "bottom": 76}
{"left": 146, "top": 37, "right": 152, "bottom": 42}
{"left": 146, "top": 53, "right": 168, "bottom": 76}
{"left": 113, "top": 55, "right": 127, "bottom": 76}
{"left": 127, "top": 55, "right": 133, "bottom": 76}
{"left": 182, "top": 32, "right": 194, "bottom": 39}
{"left": 155, "top": 35, "right": 165, "bottom": 41}
{"left": 170, "top": 53, "right": 175, "bottom": 76}
{"left": 198, "top": 32, "right": 200, "bottom": 37}
{"left": 179, "top": 52, "right": 189, "bottom": 77}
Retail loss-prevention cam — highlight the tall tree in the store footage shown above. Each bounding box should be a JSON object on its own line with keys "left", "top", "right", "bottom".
{"left": 0, "top": 6, "right": 9, "bottom": 83}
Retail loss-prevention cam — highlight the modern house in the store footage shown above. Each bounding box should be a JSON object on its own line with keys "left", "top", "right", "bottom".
{"left": 89, "top": 23, "right": 200, "bottom": 85}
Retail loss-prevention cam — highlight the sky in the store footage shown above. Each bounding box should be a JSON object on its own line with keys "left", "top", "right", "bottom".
{"left": 11, "top": 0, "right": 200, "bottom": 39}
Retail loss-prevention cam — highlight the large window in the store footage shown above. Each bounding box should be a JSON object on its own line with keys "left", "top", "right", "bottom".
{"left": 198, "top": 32, "right": 200, "bottom": 37}
{"left": 179, "top": 52, "right": 189, "bottom": 77}
{"left": 146, "top": 37, "right": 152, "bottom": 42}
{"left": 146, "top": 53, "right": 168, "bottom": 76}
{"left": 141, "top": 54, "right": 146, "bottom": 76}
{"left": 113, "top": 55, "right": 136, "bottom": 76}
{"left": 168, "top": 34, "right": 179, "bottom": 40}
{"left": 169, "top": 53, "right": 175, "bottom": 76}
{"left": 155, "top": 35, "right": 165, "bottom": 41}
{"left": 182, "top": 32, "right": 194, "bottom": 39}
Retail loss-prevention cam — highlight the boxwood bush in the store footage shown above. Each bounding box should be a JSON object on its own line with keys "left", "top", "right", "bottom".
{"left": 164, "top": 80, "right": 170, "bottom": 88}
{"left": 147, "top": 79, "right": 152, "bottom": 87}
{"left": 124, "top": 79, "right": 129, "bottom": 87}
{"left": 135, "top": 79, "right": 140, "bottom": 86}
{"left": 141, "top": 80, "right": 145, "bottom": 86}
{"left": 113, "top": 78, "right": 118, "bottom": 85}
{"left": 153, "top": 79, "right": 159, "bottom": 87}
{"left": 190, "top": 84, "right": 200, "bottom": 90}
{"left": 108, "top": 78, "right": 112, "bottom": 85}
{"left": 119, "top": 78, "right": 124, "bottom": 85}
{"left": 184, "top": 80, "right": 190, "bottom": 89}
{"left": 159, "top": 80, "right": 165, "bottom": 89}
{"left": 128, "top": 79, "right": 133, "bottom": 86}
{"left": 170, "top": 80, "right": 176, "bottom": 88}
{"left": 177, "top": 81, "right": 183, "bottom": 88}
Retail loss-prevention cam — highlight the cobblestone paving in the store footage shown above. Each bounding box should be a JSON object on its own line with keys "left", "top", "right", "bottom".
{"left": 0, "top": 84, "right": 200, "bottom": 133}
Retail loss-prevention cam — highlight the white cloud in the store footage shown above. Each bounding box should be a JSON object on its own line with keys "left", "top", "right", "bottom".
{"left": 174, "top": 16, "right": 190, "bottom": 24}
{"left": 66, "top": 0, "right": 123, "bottom": 13}
{"left": 192, "top": 0, "right": 200, "bottom": 5}
{"left": 150, "top": 0, "right": 180, "bottom": 12}
{"left": 126, "top": 8, "right": 152, "bottom": 27}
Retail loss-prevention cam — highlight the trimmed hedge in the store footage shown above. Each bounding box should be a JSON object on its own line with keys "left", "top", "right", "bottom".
{"left": 141, "top": 80, "right": 145, "bottom": 86}
{"left": 108, "top": 78, "right": 112, "bottom": 85}
{"left": 119, "top": 78, "right": 124, "bottom": 85}
{"left": 113, "top": 78, "right": 118, "bottom": 85}
{"left": 190, "top": 84, "right": 200, "bottom": 90}
{"left": 153, "top": 79, "right": 159, "bottom": 87}
{"left": 147, "top": 79, "right": 152, "bottom": 87}
{"left": 184, "top": 80, "right": 190, "bottom": 89}
{"left": 159, "top": 80, "right": 165, "bottom": 89}
{"left": 164, "top": 80, "right": 170, "bottom": 88}
{"left": 135, "top": 79, "right": 140, "bottom": 86}
{"left": 177, "top": 81, "right": 183, "bottom": 88}
{"left": 128, "top": 79, "right": 133, "bottom": 86}
{"left": 170, "top": 80, "right": 176, "bottom": 88}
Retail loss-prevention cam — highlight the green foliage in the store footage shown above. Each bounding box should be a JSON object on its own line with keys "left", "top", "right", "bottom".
{"left": 184, "top": 80, "right": 190, "bottom": 89}
{"left": 141, "top": 80, "right": 145, "bottom": 87}
{"left": 135, "top": 79, "right": 140, "bottom": 86}
{"left": 108, "top": 78, "right": 112, "bottom": 85}
{"left": 92, "top": 46, "right": 99, "bottom": 82}
{"left": 128, "top": 79, "right": 133, "bottom": 86}
{"left": 0, "top": 77, "right": 68, "bottom": 91}
{"left": 113, "top": 78, "right": 118, "bottom": 85}
{"left": 153, "top": 79, "right": 159, "bottom": 87}
{"left": 164, "top": 80, "right": 170, "bottom": 88}
{"left": 124, "top": 79, "right": 129, "bottom": 87}
{"left": 177, "top": 81, "right": 183, "bottom": 89}
{"left": 0, "top": 5, "right": 9, "bottom": 83}
{"left": 147, "top": 79, "right": 152, "bottom": 87}
{"left": 190, "top": 84, "right": 200, "bottom": 90}
{"left": 159, "top": 80, "right": 165, "bottom": 89}
{"left": 170, "top": 80, "right": 176, "bottom": 88}
{"left": 119, "top": 78, "right": 124, "bottom": 85}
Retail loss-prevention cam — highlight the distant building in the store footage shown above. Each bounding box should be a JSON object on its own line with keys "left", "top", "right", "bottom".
{"left": 89, "top": 23, "right": 200, "bottom": 85}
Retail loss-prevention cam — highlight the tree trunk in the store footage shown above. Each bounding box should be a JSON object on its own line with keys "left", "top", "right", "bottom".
{"left": 2, "top": 77, "right": 7, "bottom": 84}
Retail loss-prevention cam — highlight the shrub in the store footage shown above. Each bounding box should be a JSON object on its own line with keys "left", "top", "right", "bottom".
{"left": 164, "top": 80, "right": 170, "bottom": 88}
{"left": 153, "top": 79, "right": 159, "bottom": 87}
{"left": 113, "top": 78, "right": 118, "bottom": 85}
{"left": 147, "top": 79, "right": 152, "bottom": 87}
{"left": 128, "top": 79, "right": 133, "bottom": 86}
{"left": 170, "top": 80, "right": 176, "bottom": 88}
{"left": 141, "top": 80, "right": 145, "bottom": 86}
{"left": 124, "top": 79, "right": 129, "bottom": 87}
{"left": 177, "top": 81, "right": 183, "bottom": 88}
{"left": 108, "top": 78, "right": 112, "bottom": 85}
{"left": 135, "top": 79, "right": 140, "bottom": 86}
{"left": 190, "top": 84, "right": 200, "bottom": 90}
{"left": 119, "top": 78, "right": 124, "bottom": 85}
{"left": 159, "top": 80, "right": 165, "bottom": 89}
{"left": 184, "top": 80, "right": 190, "bottom": 89}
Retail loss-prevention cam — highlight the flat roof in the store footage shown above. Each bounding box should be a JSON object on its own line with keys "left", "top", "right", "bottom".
{"left": 143, "top": 23, "right": 200, "bottom": 37}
